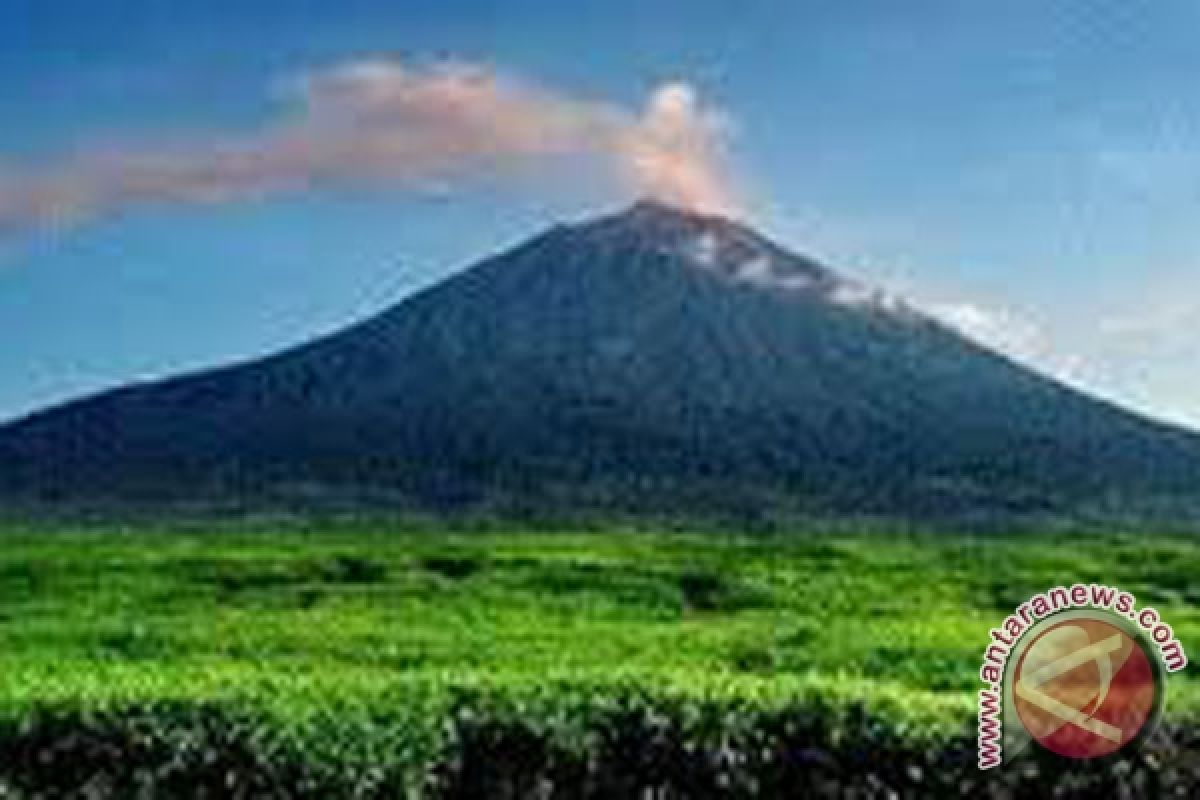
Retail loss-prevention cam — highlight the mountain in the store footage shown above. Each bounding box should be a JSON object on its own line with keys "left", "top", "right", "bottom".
{"left": 3, "top": 200, "right": 1200, "bottom": 520}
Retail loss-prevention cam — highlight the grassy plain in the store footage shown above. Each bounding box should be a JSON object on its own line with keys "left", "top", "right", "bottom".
{"left": 0, "top": 520, "right": 1197, "bottom": 792}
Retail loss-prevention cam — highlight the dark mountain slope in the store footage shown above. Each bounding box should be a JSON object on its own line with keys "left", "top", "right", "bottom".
{"left": 3, "top": 201, "right": 1199, "bottom": 519}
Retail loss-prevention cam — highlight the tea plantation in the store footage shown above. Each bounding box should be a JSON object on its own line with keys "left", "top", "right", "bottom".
{"left": 1, "top": 519, "right": 1197, "bottom": 796}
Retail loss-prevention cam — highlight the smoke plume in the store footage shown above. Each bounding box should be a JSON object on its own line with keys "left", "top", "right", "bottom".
{"left": 0, "top": 59, "right": 739, "bottom": 235}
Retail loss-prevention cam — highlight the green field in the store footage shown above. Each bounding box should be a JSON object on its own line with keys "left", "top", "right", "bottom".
{"left": 1, "top": 520, "right": 1197, "bottom": 794}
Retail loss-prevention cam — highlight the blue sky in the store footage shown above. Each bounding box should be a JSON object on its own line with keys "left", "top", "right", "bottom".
{"left": 4, "top": 1, "right": 1200, "bottom": 427}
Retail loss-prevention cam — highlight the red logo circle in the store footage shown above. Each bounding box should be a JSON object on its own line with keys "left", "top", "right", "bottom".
{"left": 1012, "top": 616, "right": 1159, "bottom": 759}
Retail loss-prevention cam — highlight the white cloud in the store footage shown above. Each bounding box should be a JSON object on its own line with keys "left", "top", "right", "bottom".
{"left": 1088, "top": 290, "right": 1200, "bottom": 429}
{"left": 930, "top": 301, "right": 1041, "bottom": 357}
{"left": 927, "top": 300, "right": 1089, "bottom": 384}
{"left": 830, "top": 280, "right": 907, "bottom": 314}
{"left": 685, "top": 231, "right": 720, "bottom": 266}
{"left": 1099, "top": 297, "right": 1200, "bottom": 341}
{"left": 926, "top": 293, "right": 1200, "bottom": 430}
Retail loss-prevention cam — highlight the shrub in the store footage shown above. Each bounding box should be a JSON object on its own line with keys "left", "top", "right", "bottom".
{"left": 2, "top": 698, "right": 1200, "bottom": 797}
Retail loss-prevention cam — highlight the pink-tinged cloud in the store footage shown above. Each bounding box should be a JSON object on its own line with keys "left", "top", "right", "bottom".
{"left": 0, "top": 59, "right": 740, "bottom": 235}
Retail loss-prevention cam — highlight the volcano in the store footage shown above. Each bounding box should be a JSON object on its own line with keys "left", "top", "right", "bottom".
{"left": 3, "top": 201, "right": 1199, "bottom": 520}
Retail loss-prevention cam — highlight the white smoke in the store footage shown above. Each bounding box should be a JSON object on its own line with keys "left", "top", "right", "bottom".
{"left": 0, "top": 58, "right": 740, "bottom": 236}
{"left": 619, "top": 82, "right": 737, "bottom": 215}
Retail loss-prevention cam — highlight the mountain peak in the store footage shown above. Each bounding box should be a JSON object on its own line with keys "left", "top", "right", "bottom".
{"left": 601, "top": 197, "right": 739, "bottom": 234}
{"left": 625, "top": 197, "right": 732, "bottom": 222}
{"left": 564, "top": 200, "right": 852, "bottom": 298}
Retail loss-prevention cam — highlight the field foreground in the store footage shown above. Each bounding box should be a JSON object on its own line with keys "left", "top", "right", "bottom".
{"left": 1, "top": 520, "right": 1198, "bottom": 796}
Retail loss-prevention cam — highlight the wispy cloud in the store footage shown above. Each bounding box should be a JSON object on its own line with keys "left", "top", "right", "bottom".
{"left": 1099, "top": 296, "right": 1200, "bottom": 342}
{"left": 928, "top": 293, "right": 1200, "bottom": 430}
{"left": 930, "top": 301, "right": 1042, "bottom": 358}
{"left": 1090, "top": 284, "right": 1200, "bottom": 428}
{"left": 0, "top": 58, "right": 740, "bottom": 236}
{"left": 928, "top": 299, "right": 1089, "bottom": 385}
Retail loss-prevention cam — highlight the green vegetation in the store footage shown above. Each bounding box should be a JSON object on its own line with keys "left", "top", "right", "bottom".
{"left": 0, "top": 520, "right": 1198, "bottom": 794}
